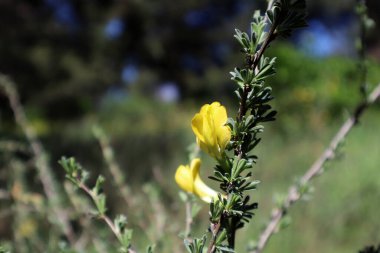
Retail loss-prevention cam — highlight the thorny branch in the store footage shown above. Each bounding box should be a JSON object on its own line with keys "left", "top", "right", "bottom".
{"left": 251, "top": 83, "right": 380, "bottom": 253}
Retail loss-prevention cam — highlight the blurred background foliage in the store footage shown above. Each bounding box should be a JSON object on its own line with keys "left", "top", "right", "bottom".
{"left": 0, "top": 0, "right": 380, "bottom": 252}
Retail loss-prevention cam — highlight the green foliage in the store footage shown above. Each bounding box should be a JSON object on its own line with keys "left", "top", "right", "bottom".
{"left": 234, "top": 11, "right": 267, "bottom": 55}
{"left": 59, "top": 157, "right": 135, "bottom": 252}
{"left": 0, "top": 246, "right": 10, "bottom": 253}
{"left": 115, "top": 215, "right": 133, "bottom": 253}
{"left": 59, "top": 156, "right": 89, "bottom": 185}
{"left": 1, "top": 0, "right": 380, "bottom": 252}
{"left": 190, "top": 1, "right": 309, "bottom": 251}
{"left": 184, "top": 236, "right": 207, "bottom": 253}
{"left": 267, "top": 0, "right": 307, "bottom": 38}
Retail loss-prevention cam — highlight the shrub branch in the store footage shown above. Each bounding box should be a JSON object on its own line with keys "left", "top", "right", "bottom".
{"left": 251, "top": 82, "right": 380, "bottom": 253}
{"left": 0, "top": 74, "right": 76, "bottom": 245}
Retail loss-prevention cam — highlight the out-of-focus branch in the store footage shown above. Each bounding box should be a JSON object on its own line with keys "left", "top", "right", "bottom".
{"left": 251, "top": 82, "right": 380, "bottom": 253}
{"left": 64, "top": 182, "right": 107, "bottom": 252}
{"left": 184, "top": 201, "right": 193, "bottom": 239}
{"left": 92, "top": 126, "right": 133, "bottom": 207}
{"left": 206, "top": 220, "right": 222, "bottom": 253}
{"left": 76, "top": 181, "right": 137, "bottom": 253}
{"left": 0, "top": 74, "right": 76, "bottom": 244}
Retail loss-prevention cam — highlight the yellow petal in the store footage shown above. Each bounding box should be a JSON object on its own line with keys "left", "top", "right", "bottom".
{"left": 197, "top": 138, "right": 214, "bottom": 158}
{"left": 190, "top": 159, "right": 219, "bottom": 203}
{"left": 191, "top": 102, "right": 231, "bottom": 159}
{"left": 216, "top": 125, "right": 231, "bottom": 151}
{"left": 193, "top": 176, "right": 219, "bottom": 203}
{"left": 203, "top": 109, "right": 217, "bottom": 148}
{"left": 191, "top": 113, "right": 206, "bottom": 143}
{"left": 190, "top": 158, "right": 201, "bottom": 179}
{"left": 210, "top": 102, "right": 227, "bottom": 127}
{"left": 199, "top": 103, "right": 212, "bottom": 115}
{"left": 175, "top": 158, "right": 221, "bottom": 203}
{"left": 174, "top": 165, "right": 194, "bottom": 193}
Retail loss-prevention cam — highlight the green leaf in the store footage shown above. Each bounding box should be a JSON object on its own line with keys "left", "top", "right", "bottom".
{"left": 279, "top": 215, "right": 292, "bottom": 230}
{"left": 114, "top": 215, "right": 133, "bottom": 250}
{"left": 114, "top": 215, "right": 128, "bottom": 232}
{"left": 0, "top": 246, "right": 10, "bottom": 253}
{"left": 120, "top": 229, "right": 133, "bottom": 248}
{"left": 250, "top": 10, "right": 267, "bottom": 51}
{"left": 231, "top": 158, "right": 248, "bottom": 179}
{"left": 191, "top": 203, "right": 202, "bottom": 218}
{"left": 95, "top": 194, "right": 107, "bottom": 214}
{"left": 93, "top": 175, "right": 105, "bottom": 196}
{"left": 215, "top": 229, "right": 227, "bottom": 245}
{"left": 146, "top": 245, "right": 155, "bottom": 253}
{"left": 184, "top": 236, "right": 206, "bottom": 253}
{"left": 59, "top": 156, "right": 89, "bottom": 185}
{"left": 271, "top": 0, "right": 308, "bottom": 38}
{"left": 210, "top": 196, "right": 225, "bottom": 222}
{"left": 233, "top": 29, "right": 251, "bottom": 53}
{"left": 216, "top": 245, "right": 235, "bottom": 252}
{"left": 232, "top": 67, "right": 258, "bottom": 87}
{"left": 178, "top": 191, "right": 189, "bottom": 202}
{"left": 242, "top": 180, "right": 260, "bottom": 191}
{"left": 254, "top": 57, "right": 276, "bottom": 82}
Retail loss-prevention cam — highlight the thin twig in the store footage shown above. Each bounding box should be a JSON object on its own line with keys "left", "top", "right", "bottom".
{"left": 93, "top": 126, "right": 155, "bottom": 241}
{"left": 184, "top": 200, "right": 193, "bottom": 239}
{"left": 251, "top": 82, "right": 380, "bottom": 253}
{"left": 207, "top": 221, "right": 222, "bottom": 253}
{"left": 0, "top": 74, "right": 76, "bottom": 244}
{"left": 77, "top": 182, "right": 137, "bottom": 253}
{"left": 64, "top": 182, "right": 103, "bottom": 251}
{"left": 93, "top": 126, "right": 133, "bottom": 207}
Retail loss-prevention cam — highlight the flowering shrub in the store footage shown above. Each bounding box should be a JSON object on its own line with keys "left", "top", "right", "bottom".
{"left": 1, "top": 0, "right": 380, "bottom": 253}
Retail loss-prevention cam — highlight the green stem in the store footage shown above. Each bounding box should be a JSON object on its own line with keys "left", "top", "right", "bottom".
{"left": 227, "top": 217, "right": 239, "bottom": 248}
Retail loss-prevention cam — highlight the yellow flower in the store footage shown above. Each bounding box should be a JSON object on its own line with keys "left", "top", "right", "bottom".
{"left": 191, "top": 102, "right": 231, "bottom": 159}
{"left": 175, "top": 158, "right": 218, "bottom": 203}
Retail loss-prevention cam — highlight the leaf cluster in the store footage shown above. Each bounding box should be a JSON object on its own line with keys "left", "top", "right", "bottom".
{"left": 209, "top": 161, "right": 259, "bottom": 231}
{"left": 206, "top": 1, "right": 307, "bottom": 250}
{"left": 229, "top": 79, "right": 277, "bottom": 157}
{"left": 0, "top": 246, "right": 10, "bottom": 253}
{"left": 267, "top": 0, "right": 307, "bottom": 38}
{"left": 59, "top": 157, "right": 136, "bottom": 253}
{"left": 234, "top": 11, "right": 267, "bottom": 55}
{"left": 210, "top": 158, "right": 260, "bottom": 194}
{"left": 209, "top": 191, "right": 258, "bottom": 232}
{"left": 59, "top": 157, "right": 107, "bottom": 215}
{"left": 174, "top": 1, "right": 309, "bottom": 251}
{"left": 184, "top": 236, "right": 207, "bottom": 253}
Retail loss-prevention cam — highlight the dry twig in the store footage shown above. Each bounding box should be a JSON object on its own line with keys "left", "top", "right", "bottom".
{"left": 251, "top": 83, "right": 380, "bottom": 253}
{"left": 0, "top": 74, "right": 76, "bottom": 244}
